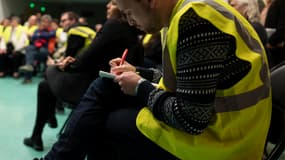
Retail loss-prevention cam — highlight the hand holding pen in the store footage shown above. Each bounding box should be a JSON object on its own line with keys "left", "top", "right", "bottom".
{"left": 109, "top": 48, "right": 143, "bottom": 95}
{"left": 109, "top": 49, "right": 136, "bottom": 75}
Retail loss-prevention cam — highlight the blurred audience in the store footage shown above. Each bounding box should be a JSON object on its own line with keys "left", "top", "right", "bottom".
{"left": 229, "top": 0, "right": 267, "bottom": 45}
{"left": 19, "top": 14, "right": 56, "bottom": 84}
{"left": 23, "top": 0, "right": 143, "bottom": 151}
{"left": 0, "top": 16, "right": 29, "bottom": 78}
{"left": 264, "top": 0, "right": 285, "bottom": 67}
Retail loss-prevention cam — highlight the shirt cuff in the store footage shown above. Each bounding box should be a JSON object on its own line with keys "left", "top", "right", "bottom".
{"left": 136, "top": 80, "right": 156, "bottom": 106}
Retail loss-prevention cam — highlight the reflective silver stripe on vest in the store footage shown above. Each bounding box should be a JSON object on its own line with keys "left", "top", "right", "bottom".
{"left": 179, "top": 0, "right": 270, "bottom": 113}
{"left": 72, "top": 27, "right": 94, "bottom": 40}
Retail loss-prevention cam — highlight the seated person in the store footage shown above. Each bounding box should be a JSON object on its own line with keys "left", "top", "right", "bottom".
{"left": 35, "top": 0, "right": 271, "bottom": 159}
{"left": 19, "top": 14, "right": 56, "bottom": 84}
{"left": 23, "top": 1, "right": 143, "bottom": 151}
{"left": 48, "top": 12, "right": 96, "bottom": 66}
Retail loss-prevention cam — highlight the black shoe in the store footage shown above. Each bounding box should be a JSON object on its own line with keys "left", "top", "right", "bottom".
{"left": 22, "top": 79, "right": 32, "bottom": 84}
{"left": 33, "top": 158, "right": 44, "bottom": 160}
{"left": 23, "top": 137, "right": 43, "bottom": 151}
{"left": 47, "top": 116, "right": 58, "bottom": 128}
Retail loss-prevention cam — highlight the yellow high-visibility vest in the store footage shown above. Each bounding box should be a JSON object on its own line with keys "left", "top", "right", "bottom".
{"left": 136, "top": 0, "right": 271, "bottom": 159}
{"left": 2, "top": 25, "right": 27, "bottom": 45}
{"left": 0, "top": 25, "right": 3, "bottom": 37}
{"left": 142, "top": 34, "right": 152, "bottom": 46}
{"left": 24, "top": 25, "right": 38, "bottom": 37}
{"left": 67, "top": 26, "right": 96, "bottom": 52}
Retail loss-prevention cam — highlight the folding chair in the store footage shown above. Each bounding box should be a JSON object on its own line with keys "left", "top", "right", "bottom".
{"left": 264, "top": 62, "right": 285, "bottom": 160}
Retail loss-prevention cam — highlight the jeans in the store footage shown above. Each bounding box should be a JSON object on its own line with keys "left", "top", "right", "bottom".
{"left": 44, "top": 77, "right": 177, "bottom": 160}
{"left": 24, "top": 45, "right": 49, "bottom": 80}
{"left": 25, "top": 45, "right": 49, "bottom": 65}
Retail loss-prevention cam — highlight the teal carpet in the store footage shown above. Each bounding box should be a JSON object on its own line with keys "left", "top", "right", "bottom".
{"left": 0, "top": 77, "right": 69, "bottom": 160}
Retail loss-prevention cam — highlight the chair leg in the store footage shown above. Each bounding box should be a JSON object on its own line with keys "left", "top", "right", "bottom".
{"left": 57, "top": 110, "right": 74, "bottom": 137}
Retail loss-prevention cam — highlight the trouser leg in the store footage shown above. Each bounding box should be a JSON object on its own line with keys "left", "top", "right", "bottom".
{"left": 44, "top": 77, "right": 138, "bottom": 160}
{"left": 0, "top": 54, "right": 9, "bottom": 73}
{"left": 10, "top": 51, "right": 24, "bottom": 73}
{"left": 105, "top": 108, "right": 178, "bottom": 160}
{"left": 31, "top": 80, "right": 57, "bottom": 140}
{"left": 25, "top": 45, "right": 37, "bottom": 65}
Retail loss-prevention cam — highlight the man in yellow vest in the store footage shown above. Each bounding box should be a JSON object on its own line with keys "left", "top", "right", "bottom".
{"left": 110, "top": 0, "right": 272, "bottom": 159}
{"left": 24, "top": 15, "right": 38, "bottom": 40}
{"left": 20, "top": 12, "right": 96, "bottom": 84}
{"left": 46, "top": 11, "right": 96, "bottom": 67}
{"left": 35, "top": 0, "right": 271, "bottom": 159}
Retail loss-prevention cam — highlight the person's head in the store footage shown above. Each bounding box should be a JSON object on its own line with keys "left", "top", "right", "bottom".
{"left": 40, "top": 14, "right": 52, "bottom": 29}
{"left": 60, "top": 11, "right": 79, "bottom": 31}
{"left": 229, "top": 0, "right": 260, "bottom": 22}
{"left": 10, "top": 16, "right": 21, "bottom": 27}
{"left": 79, "top": 17, "right": 88, "bottom": 25}
{"left": 114, "top": 0, "right": 175, "bottom": 33}
{"left": 28, "top": 15, "right": 37, "bottom": 26}
{"left": 2, "top": 17, "right": 11, "bottom": 27}
{"left": 106, "top": 0, "right": 125, "bottom": 20}
{"left": 51, "top": 19, "right": 60, "bottom": 30}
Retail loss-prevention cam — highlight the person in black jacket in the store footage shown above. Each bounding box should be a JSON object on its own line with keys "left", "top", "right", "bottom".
{"left": 23, "top": 5, "right": 143, "bottom": 151}
{"left": 264, "top": 0, "right": 285, "bottom": 67}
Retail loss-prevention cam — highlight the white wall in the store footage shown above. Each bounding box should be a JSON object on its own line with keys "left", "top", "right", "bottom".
{"left": 0, "top": 0, "right": 27, "bottom": 20}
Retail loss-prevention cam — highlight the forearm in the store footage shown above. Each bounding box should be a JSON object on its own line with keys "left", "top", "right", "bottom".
{"left": 39, "top": 30, "right": 56, "bottom": 39}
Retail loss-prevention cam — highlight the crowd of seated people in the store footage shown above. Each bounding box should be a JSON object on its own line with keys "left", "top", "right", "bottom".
{"left": 0, "top": 14, "right": 61, "bottom": 81}
{"left": 23, "top": 0, "right": 145, "bottom": 151}
{"left": 0, "top": 16, "right": 28, "bottom": 78}
{"left": 1, "top": 0, "right": 284, "bottom": 159}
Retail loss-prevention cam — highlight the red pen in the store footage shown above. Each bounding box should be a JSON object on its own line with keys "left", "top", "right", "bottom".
{"left": 119, "top": 48, "right": 128, "bottom": 65}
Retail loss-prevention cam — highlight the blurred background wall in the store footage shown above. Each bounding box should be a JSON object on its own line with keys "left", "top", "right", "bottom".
{"left": 0, "top": 0, "right": 108, "bottom": 27}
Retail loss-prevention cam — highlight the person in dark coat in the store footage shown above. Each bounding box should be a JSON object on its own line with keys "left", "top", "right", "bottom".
{"left": 23, "top": 4, "right": 144, "bottom": 151}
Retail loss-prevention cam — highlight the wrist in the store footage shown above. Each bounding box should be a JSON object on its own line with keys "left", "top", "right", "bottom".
{"left": 135, "top": 78, "right": 146, "bottom": 95}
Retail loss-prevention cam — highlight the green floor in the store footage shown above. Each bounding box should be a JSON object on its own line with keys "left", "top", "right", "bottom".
{"left": 0, "top": 77, "right": 69, "bottom": 160}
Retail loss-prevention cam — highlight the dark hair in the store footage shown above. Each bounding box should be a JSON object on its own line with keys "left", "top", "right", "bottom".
{"left": 52, "top": 18, "right": 59, "bottom": 25}
{"left": 62, "top": 11, "right": 79, "bottom": 22}
{"left": 11, "top": 16, "right": 21, "bottom": 24}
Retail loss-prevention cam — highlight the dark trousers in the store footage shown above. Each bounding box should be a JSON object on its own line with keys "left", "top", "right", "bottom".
{"left": 30, "top": 67, "right": 95, "bottom": 141}
{"left": 0, "top": 54, "right": 9, "bottom": 73}
{"left": 30, "top": 80, "right": 57, "bottom": 140}
{"left": 44, "top": 77, "right": 177, "bottom": 160}
{"left": 0, "top": 51, "right": 24, "bottom": 73}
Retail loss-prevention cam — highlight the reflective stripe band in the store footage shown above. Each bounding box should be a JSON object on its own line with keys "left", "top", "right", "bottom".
{"left": 215, "top": 84, "right": 270, "bottom": 112}
{"left": 69, "top": 26, "right": 94, "bottom": 40}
